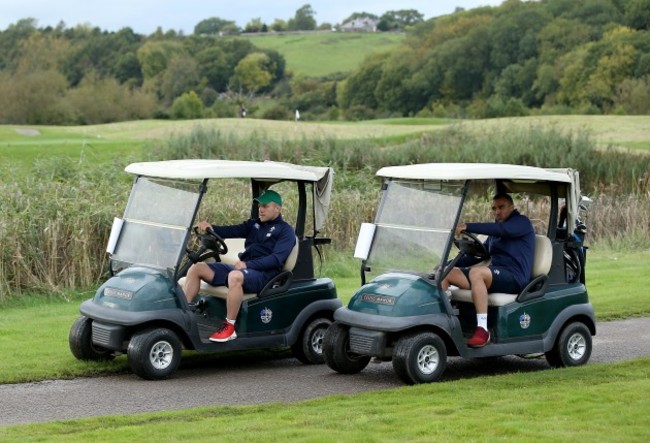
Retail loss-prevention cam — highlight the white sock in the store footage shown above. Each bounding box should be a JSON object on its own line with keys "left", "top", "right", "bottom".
{"left": 477, "top": 314, "right": 488, "bottom": 331}
{"left": 226, "top": 318, "right": 236, "bottom": 325}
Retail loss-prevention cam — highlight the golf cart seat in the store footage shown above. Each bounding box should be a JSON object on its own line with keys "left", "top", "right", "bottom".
{"left": 179, "top": 237, "right": 300, "bottom": 301}
{"left": 451, "top": 235, "right": 553, "bottom": 307}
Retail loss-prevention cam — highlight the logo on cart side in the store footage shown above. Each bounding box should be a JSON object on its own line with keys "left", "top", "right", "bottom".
{"left": 260, "top": 307, "right": 273, "bottom": 324}
{"left": 361, "top": 294, "right": 396, "bottom": 305}
{"left": 519, "top": 312, "right": 531, "bottom": 329}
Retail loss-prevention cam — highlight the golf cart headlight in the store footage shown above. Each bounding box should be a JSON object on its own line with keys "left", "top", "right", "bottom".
{"left": 104, "top": 287, "right": 134, "bottom": 300}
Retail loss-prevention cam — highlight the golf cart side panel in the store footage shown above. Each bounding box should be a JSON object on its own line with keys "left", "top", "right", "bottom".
{"left": 334, "top": 307, "right": 455, "bottom": 333}
{"left": 243, "top": 278, "right": 338, "bottom": 334}
{"left": 188, "top": 299, "right": 343, "bottom": 353}
{"left": 347, "top": 273, "right": 447, "bottom": 317}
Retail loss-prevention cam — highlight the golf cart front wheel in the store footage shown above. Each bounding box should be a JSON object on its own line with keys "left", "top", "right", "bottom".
{"left": 69, "top": 316, "right": 115, "bottom": 361}
{"left": 323, "top": 322, "right": 371, "bottom": 374}
{"left": 292, "top": 317, "right": 332, "bottom": 364}
{"left": 545, "top": 322, "right": 592, "bottom": 368}
{"left": 127, "top": 328, "right": 182, "bottom": 380}
{"left": 393, "top": 332, "right": 447, "bottom": 384}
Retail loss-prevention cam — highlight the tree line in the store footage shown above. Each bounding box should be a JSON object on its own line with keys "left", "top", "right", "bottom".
{"left": 341, "top": 0, "right": 650, "bottom": 119}
{"left": 0, "top": 0, "right": 648, "bottom": 125}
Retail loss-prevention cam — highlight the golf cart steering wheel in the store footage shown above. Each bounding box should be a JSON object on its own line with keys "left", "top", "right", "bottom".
{"left": 193, "top": 226, "right": 228, "bottom": 255}
{"left": 453, "top": 231, "right": 490, "bottom": 260}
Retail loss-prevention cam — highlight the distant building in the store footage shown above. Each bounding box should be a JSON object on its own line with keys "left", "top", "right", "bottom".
{"left": 339, "top": 17, "right": 378, "bottom": 32}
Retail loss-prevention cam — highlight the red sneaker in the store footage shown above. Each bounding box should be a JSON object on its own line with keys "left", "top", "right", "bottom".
{"left": 467, "top": 327, "right": 490, "bottom": 347}
{"left": 209, "top": 321, "right": 237, "bottom": 342}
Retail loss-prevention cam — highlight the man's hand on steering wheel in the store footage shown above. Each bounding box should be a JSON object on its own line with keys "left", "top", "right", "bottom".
{"left": 453, "top": 229, "right": 490, "bottom": 260}
{"left": 193, "top": 223, "right": 228, "bottom": 255}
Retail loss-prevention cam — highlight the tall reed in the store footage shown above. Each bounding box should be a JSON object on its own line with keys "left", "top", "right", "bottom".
{"left": 0, "top": 124, "right": 647, "bottom": 301}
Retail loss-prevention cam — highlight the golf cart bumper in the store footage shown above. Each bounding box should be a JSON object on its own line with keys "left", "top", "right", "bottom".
{"left": 334, "top": 307, "right": 454, "bottom": 357}
{"left": 79, "top": 300, "right": 190, "bottom": 351}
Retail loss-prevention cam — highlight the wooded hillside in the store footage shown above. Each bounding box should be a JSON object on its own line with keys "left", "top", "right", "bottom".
{"left": 0, "top": 0, "right": 648, "bottom": 125}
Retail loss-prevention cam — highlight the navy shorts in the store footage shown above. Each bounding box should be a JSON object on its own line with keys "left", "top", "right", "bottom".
{"left": 460, "top": 266, "right": 522, "bottom": 294}
{"left": 207, "top": 262, "right": 269, "bottom": 293}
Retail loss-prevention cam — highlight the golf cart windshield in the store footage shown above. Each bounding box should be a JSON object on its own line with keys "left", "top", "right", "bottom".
{"left": 365, "top": 179, "right": 464, "bottom": 277}
{"left": 111, "top": 177, "right": 202, "bottom": 271}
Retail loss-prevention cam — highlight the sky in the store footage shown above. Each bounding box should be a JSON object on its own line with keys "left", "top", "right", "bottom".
{"left": 1, "top": 0, "right": 505, "bottom": 34}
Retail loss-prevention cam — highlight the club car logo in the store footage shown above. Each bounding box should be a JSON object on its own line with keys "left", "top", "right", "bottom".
{"left": 361, "top": 294, "right": 396, "bottom": 305}
{"left": 519, "top": 312, "right": 531, "bottom": 329}
{"left": 260, "top": 307, "right": 273, "bottom": 324}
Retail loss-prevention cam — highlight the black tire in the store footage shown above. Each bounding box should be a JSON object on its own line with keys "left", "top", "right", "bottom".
{"left": 292, "top": 317, "right": 332, "bottom": 364}
{"left": 392, "top": 332, "right": 447, "bottom": 385}
{"left": 545, "top": 322, "right": 592, "bottom": 368}
{"left": 323, "top": 322, "right": 371, "bottom": 374}
{"left": 127, "top": 328, "right": 182, "bottom": 380}
{"left": 68, "top": 316, "right": 115, "bottom": 361}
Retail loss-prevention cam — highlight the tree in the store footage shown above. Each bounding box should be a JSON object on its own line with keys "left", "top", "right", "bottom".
{"left": 377, "top": 9, "right": 424, "bottom": 31}
{"left": 624, "top": 0, "right": 650, "bottom": 30}
{"left": 170, "top": 91, "right": 203, "bottom": 119}
{"left": 288, "top": 4, "right": 317, "bottom": 31}
{"left": 230, "top": 52, "right": 274, "bottom": 93}
{"left": 270, "top": 19, "right": 288, "bottom": 32}
{"left": 159, "top": 55, "right": 200, "bottom": 105}
{"left": 194, "top": 17, "right": 239, "bottom": 35}
{"left": 244, "top": 18, "right": 265, "bottom": 33}
{"left": 196, "top": 46, "right": 230, "bottom": 92}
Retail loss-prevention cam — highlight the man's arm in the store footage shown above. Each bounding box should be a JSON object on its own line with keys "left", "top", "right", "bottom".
{"left": 465, "top": 213, "right": 532, "bottom": 238}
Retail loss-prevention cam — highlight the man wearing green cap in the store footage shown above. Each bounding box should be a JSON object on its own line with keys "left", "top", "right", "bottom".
{"left": 184, "top": 189, "right": 295, "bottom": 342}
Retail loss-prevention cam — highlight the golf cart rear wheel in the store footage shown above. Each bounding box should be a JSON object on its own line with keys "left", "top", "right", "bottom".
{"left": 545, "top": 322, "right": 592, "bottom": 368}
{"left": 127, "top": 328, "right": 182, "bottom": 380}
{"left": 323, "top": 322, "right": 371, "bottom": 374}
{"left": 292, "top": 317, "right": 332, "bottom": 364}
{"left": 69, "top": 316, "right": 115, "bottom": 361}
{"left": 393, "top": 332, "right": 447, "bottom": 385}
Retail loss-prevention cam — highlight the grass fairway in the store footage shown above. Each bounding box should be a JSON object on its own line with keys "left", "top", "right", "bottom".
{"left": 237, "top": 32, "right": 405, "bottom": 77}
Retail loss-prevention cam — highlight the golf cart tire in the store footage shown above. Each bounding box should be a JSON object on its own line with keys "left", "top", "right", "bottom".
{"left": 545, "top": 321, "right": 592, "bottom": 368}
{"left": 69, "top": 316, "right": 115, "bottom": 361}
{"left": 292, "top": 317, "right": 332, "bottom": 364}
{"left": 127, "top": 327, "right": 182, "bottom": 380}
{"left": 392, "top": 331, "right": 447, "bottom": 385}
{"left": 323, "top": 322, "right": 371, "bottom": 374}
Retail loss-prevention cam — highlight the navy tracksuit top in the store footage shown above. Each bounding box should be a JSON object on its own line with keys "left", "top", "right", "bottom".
{"left": 457, "top": 209, "right": 535, "bottom": 290}
{"left": 211, "top": 215, "right": 295, "bottom": 274}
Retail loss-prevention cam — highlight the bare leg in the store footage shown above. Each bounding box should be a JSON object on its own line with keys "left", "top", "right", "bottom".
{"left": 468, "top": 267, "right": 492, "bottom": 314}
{"left": 441, "top": 267, "right": 471, "bottom": 290}
{"left": 184, "top": 262, "right": 215, "bottom": 303}
{"left": 225, "top": 270, "right": 245, "bottom": 320}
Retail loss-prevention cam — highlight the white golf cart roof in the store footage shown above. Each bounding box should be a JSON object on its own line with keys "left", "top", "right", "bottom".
{"left": 377, "top": 163, "right": 572, "bottom": 183}
{"left": 125, "top": 159, "right": 334, "bottom": 232}
{"left": 377, "top": 162, "right": 582, "bottom": 230}
{"left": 126, "top": 159, "right": 331, "bottom": 182}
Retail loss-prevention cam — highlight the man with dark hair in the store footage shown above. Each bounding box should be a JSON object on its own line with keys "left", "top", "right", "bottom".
{"left": 442, "top": 193, "right": 535, "bottom": 347}
{"left": 184, "top": 189, "right": 295, "bottom": 342}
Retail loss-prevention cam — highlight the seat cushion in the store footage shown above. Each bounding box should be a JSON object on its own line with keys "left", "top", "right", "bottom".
{"left": 177, "top": 276, "right": 258, "bottom": 301}
{"left": 450, "top": 288, "right": 517, "bottom": 307}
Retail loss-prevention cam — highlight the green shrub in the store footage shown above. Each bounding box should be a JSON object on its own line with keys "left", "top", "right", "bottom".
{"left": 170, "top": 91, "right": 204, "bottom": 119}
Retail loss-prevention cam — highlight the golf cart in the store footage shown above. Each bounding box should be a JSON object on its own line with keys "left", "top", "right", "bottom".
{"left": 69, "top": 159, "right": 340, "bottom": 380}
{"left": 323, "top": 163, "right": 594, "bottom": 384}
